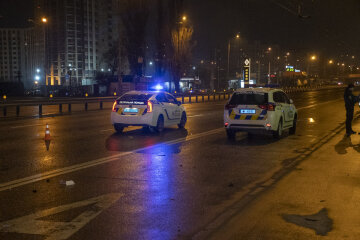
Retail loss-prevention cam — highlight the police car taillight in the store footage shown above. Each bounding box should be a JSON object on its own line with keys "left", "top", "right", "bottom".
{"left": 112, "top": 101, "right": 117, "bottom": 112}
{"left": 267, "top": 103, "right": 275, "bottom": 111}
{"left": 258, "top": 103, "right": 275, "bottom": 111}
{"left": 147, "top": 100, "right": 153, "bottom": 113}
{"left": 225, "top": 104, "right": 236, "bottom": 110}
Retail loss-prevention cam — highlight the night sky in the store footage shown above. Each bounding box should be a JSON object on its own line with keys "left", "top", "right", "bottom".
{"left": 1, "top": 0, "right": 360, "bottom": 59}
{"left": 187, "top": 0, "right": 360, "bottom": 58}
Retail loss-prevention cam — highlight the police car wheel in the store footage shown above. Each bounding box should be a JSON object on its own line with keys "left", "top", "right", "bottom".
{"left": 154, "top": 115, "right": 165, "bottom": 133}
{"left": 142, "top": 126, "right": 151, "bottom": 133}
{"left": 178, "top": 112, "right": 187, "bottom": 129}
{"left": 114, "top": 124, "right": 124, "bottom": 133}
{"left": 273, "top": 120, "right": 283, "bottom": 139}
{"left": 226, "top": 129, "right": 236, "bottom": 140}
{"left": 289, "top": 116, "right": 297, "bottom": 135}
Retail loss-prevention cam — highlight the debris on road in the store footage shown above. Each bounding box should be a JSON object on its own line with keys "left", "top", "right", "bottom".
{"left": 60, "top": 180, "right": 75, "bottom": 186}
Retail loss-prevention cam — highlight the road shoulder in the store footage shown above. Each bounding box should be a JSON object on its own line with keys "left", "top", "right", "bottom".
{"left": 208, "top": 119, "right": 360, "bottom": 240}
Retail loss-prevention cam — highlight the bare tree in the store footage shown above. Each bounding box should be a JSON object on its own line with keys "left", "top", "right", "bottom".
{"left": 171, "top": 24, "right": 194, "bottom": 92}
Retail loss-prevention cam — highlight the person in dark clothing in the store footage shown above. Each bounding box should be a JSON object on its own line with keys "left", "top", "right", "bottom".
{"left": 344, "top": 83, "right": 359, "bottom": 136}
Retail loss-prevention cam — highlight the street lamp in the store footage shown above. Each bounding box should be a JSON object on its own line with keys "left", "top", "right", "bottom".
{"left": 182, "top": 15, "right": 187, "bottom": 22}
{"left": 41, "top": 17, "right": 48, "bottom": 23}
{"left": 267, "top": 47, "right": 272, "bottom": 84}
{"left": 311, "top": 55, "right": 316, "bottom": 61}
{"left": 227, "top": 33, "right": 241, "bottom": 82}
{"left": 328, "top": 60, "right": 333, "bottom": 64}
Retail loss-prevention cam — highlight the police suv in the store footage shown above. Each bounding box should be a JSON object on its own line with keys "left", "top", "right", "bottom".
{"left": 111, "top": 91, "right": 187, "bottom": 133}
{"left": 224, "top": 88, "right": 297, "bottom": 139}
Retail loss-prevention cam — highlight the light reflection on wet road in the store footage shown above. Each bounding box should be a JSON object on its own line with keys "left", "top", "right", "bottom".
{"left": 0, "top": 88, "right": 353, "bottom": 239}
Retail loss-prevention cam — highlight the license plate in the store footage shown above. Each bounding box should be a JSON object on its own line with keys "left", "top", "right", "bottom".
{"left": 124, "top": 108, "right": 139, "bottom": 113}
{"left": 240, "top": 109, "right": 255, "bottom": 114}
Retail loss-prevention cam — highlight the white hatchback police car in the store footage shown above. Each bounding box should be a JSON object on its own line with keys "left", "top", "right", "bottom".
{"left": 224, "top": 88, "right": 297, "bottom": 139}
{"left": 111, "top": 91, "right": 187, "bottom": 133}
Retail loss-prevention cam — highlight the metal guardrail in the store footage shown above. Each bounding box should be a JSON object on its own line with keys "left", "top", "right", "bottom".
{"left": 0, "top": 92, "right": 233, "bottom": 117}
{"left": 0, "top": 86, "right": 343, "bottom": 118}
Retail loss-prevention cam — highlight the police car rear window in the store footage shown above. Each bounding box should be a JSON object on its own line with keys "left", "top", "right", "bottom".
{"left": 229, "top": 92, "right": 268, "bottom": 105}
{"left": 118, "top": 94, "right": 152, "bottom": 105}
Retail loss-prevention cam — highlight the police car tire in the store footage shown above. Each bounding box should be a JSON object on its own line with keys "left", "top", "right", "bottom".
{"left": 154, "top": 115, "right": 165, "bottom": 133}
{"left": 178, "top": 112, "right": 187, "bottom": 129}
{"left": 226, "top": 129, "right": 236, "bottom": 140}
{"left": 289, "top": 116, "right": 297, "bottom": 135}
{"left": 273, "top": 120, "right": 283, "bottom": 139}
{"left": 114, "top": 124, "right": 124, "bottom": 133}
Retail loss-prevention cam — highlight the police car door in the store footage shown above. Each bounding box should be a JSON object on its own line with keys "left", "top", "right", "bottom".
{"left": 280, "top": 92, "right": 293, "bottom": 126}
{"left": 165, "top": 93, "right": 181, "bottom": 121}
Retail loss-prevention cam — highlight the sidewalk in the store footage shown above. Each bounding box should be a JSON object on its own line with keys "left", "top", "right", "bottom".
{"left": 209, "top": 119, "right": 360, "bottom": 239}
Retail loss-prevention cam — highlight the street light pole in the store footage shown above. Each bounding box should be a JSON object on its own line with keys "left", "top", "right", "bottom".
{"left": 227, "top": 40, "right": 230, "bottom": 83}
{"left": 267, "top": 47, "right": 272, "bottom": 84}
{"left": 226, "top": 33, "right": 240, "bottom": 86}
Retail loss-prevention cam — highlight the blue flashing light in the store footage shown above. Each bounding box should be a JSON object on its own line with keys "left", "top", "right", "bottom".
{"left": 154, "top": 84, "right": 164, "bottom": 91}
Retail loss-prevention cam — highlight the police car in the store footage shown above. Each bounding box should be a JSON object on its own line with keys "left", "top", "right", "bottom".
{"left": 111, "top": 91, "right": 187, "bottom": 133}
{"left": 224, "top": 88, "right": 297, "bottom": 139}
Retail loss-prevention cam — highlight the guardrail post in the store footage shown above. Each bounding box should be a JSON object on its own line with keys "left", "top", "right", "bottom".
{"left": 85, "top": 102, "right": 88, "bottom": 111}
{"left": 182, "top": 95, "right": 185, "bottom": 104}
{"left": 196, "top": 95, "right": 198, "bottom": 103}
{"left": 208, "top": 94, "right": 210, "bottom": 101}
{"left": 3, "top": 106, "right": 7, "bottom": 116}
{"left": 100, "top": 101, "right": 103, "bottom": 110}
{"left": 202, "top": 95, "right": 204, "bottom": 102}
{"left": 218, "top": 94, "right": 221, "bottom": 101}
{"left": 213, "top": 94, "right": 216, "bottom": 101}
{"left": 189, "top": 94, "right": 192, "bottom": 103}
{"left": 16, "top": 105, "right": 20, "bottom": 116}
{"left": 59, "top": 104, "right": 62, "bottom": 113}
{"left": 39, "top": 104, "right": 42, "bottom": 117}
{"left": 68, "top": 103, "right": 72, "bottom": 113}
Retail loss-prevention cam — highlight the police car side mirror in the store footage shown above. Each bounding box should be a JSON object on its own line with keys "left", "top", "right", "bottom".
{"left": 290, "top": 99, "right": 294, "bottom": 104}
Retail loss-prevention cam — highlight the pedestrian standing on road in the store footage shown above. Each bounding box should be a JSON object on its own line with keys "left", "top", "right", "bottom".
{"left": 344, "top": 83, "right": 359, "bottom": 136}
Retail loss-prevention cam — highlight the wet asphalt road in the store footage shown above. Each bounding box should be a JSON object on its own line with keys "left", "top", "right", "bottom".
{"left": 0, "top": 88, "right": 350, "bottom": 239}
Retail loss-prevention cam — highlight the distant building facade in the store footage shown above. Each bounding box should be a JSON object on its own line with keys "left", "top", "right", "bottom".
{"left": 34, "top": 0, "right": 120, "bottom": 90}
{"left": 0, "top": 28, "right": 33, "bottom": 88}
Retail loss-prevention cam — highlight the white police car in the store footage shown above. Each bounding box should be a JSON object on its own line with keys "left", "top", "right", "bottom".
{"left": 224, "top": 88, "right": 297, "bottom": 139}
{"left": 111, "top": 91, "right": 187, "bottom": 133}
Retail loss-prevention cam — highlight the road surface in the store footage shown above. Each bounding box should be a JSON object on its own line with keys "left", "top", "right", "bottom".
{"left": 0, "top": 88, "right": 350, "bottom": 239}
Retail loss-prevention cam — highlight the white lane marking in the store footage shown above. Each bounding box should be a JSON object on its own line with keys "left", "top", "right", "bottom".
{"left": 100, "top": 129, "right": 114, "bottom": 132}
{"left": 188, "top": 114, "right": 204, "bottom": 118}
{"left": 0, "top": 128, "right": 223, "bottom": 192}
{"left": 10, "top": 123, "right": 43, "bottom": 129}
{"left": 297, "top": 99, "right": 341, "bottom": 111}
{"left": 0, "top": 193, "right": 122, "bottom": 240}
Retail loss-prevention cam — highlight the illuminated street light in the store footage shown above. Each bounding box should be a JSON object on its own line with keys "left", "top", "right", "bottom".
{"left": 182, "top": 15, "right": 187, "bottom": 21}
{"left": 236, "top": 34, "right": 240, "bottom": 39}
{"left": 149, "top": 61, "right": 153, "bottom": 66}
{"left": 328, "top": 60, "right": 333, "bottom": 64}
{"left": 342, "top": 63, "right": 345, "bottom": 66}
{"left": 36, "top": 68, "right": 40, "bottom": 73}
{"left": 268, "top": 47, "right": 272, "bottom": 51}
{"left": 35, "top": 75, "right": 40, "bottom": 81}
{"left": 34, "top": 81, "right": 39, "bottom": 85}
{"left": 286, "top": 52, "right": 290, "bottom": 56}
{"left": 41, "top": 17, "right": 47, "bottom": 23}
{"left": 311, "top": 55, "right": 316, "bottom": 61}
